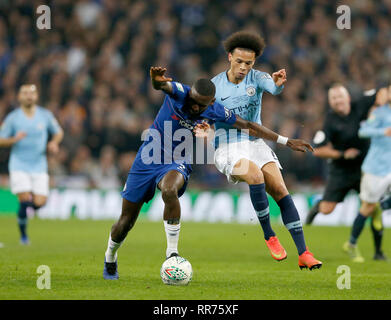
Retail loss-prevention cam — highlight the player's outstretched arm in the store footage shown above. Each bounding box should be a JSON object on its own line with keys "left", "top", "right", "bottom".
{"left": 232, "top": 115, "right": 313, "bottom": 152}
{"left": 0, "top": 132, "right": 26, "bottom": 148}
{"left": 150, "top": 66, "right": 173, "bottom": 94}
{"left": 47, "top": 128, "right": 64, "bottom": 154}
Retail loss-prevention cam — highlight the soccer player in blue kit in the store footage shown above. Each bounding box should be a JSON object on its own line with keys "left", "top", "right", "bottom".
{"left": 212, "top": 31, "right": 322, "bottom": 269}
{"left": 0, "top": 84, "right": 63, "bottom": 244}
{"left": 343, "top": 85, "right": 391, "bottom": 262}
{"left": 103, "top": 67, "right": 313, "bottom": 279}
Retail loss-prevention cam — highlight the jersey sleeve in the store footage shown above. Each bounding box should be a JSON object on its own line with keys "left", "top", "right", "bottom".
{"left": 357, "top": 89, "right": 377, "bottom": 120}
{"left": 358, "top": 108, "right": 386, "bottom": 138}
{"left": 46, "top": 111, "right": 61, "bottom": 134}
{"left": 206, "top": 102, "right": 237, "bottom": 125}
{"left": 255, "top": 71, "right": 283, "bottom": 95}
{"left": 0, "top": 114, "right": 15, "bottom": 138}
{"left": 168, "top": 82, "right": 190, "bottom": 102}
{"left": 313, "top": 115, "right": 333, "bottom": 148}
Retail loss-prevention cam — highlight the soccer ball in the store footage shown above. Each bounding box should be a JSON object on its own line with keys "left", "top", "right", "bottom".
{"left": 160, "top": 255, "right": 193, "bottom": 286}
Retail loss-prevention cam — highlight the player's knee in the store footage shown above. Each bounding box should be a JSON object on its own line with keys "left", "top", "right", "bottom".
{"left": 33, "top": 199, "right": 47, "bottom": 208}
{"left": 17, "top": 193, "right": 31, "bottom": 203}
{"left": 360, "top": 202, "right": 376, "bottom": 216}
{"left": 319, "top": 202, "right": 336, "bottom": 214}
{"left": 161, "top": 187, "right": 179, "bottom": 203}
{"left": 269, "top": 184, "right": 288, "bottom": 202}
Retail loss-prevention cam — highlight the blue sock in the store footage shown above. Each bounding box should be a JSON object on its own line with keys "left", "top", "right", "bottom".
{"left": 278, "top": 195, "right": 306, "bottom": 255}
{"left": 350, "top": 213, "right": 367, "bottom": 245}
{"left": 249, "top": 183, "right": 275, "bottom": 240}
{"left": 18, "top": 202, "right": 30, "bottom": 238}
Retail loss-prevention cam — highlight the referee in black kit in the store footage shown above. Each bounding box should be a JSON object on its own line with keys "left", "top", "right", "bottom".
{"left": 306, "top": 83, "right": 388, "bottom": 261}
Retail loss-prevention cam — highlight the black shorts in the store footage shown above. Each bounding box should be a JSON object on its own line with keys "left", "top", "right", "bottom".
{"left": 322, "top": 171, "right": 361, "bottom": 203}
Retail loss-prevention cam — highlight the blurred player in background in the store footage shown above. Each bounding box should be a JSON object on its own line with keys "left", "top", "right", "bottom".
{"left": 212, "top": 31, "right": 322, "bottom": 270}
{"left": 103, "top": 67, "right": 314, "bottom": 279}
{"left": 306, "top": 83, "right": 388, "bottom": 261}
{"left": 343, "top": 85, "right": 391, "bottom": 262}
{"left": 0, "top": 84, "right": 63, "bottom": 244}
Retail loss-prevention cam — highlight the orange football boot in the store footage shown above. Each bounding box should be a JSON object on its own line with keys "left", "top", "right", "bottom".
{"left": 265, "top": 236, "right": 287, "bottom": 261}
{"left": 298, "top": 249, "right": 322, "bottom": 270}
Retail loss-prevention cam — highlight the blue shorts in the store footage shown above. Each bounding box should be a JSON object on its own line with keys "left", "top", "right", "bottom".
{"left": 121, "top": 153, "right": 192, "bottom": 204}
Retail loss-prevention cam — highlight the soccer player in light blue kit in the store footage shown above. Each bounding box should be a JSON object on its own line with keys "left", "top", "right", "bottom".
{"left": 344, "top": 85, "right": 391, "bottom": 261}
{"left": 102, "top": 67, "right": 313, "bottom": 279}
{"left": 0, "top": 84, "right": 63, "bottom": 244}
{"left": 212, "top": 31, "right": 322, "bottom": 269}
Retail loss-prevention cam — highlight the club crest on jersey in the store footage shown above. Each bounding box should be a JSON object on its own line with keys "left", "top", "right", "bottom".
{"left": 246, "top": 86, "right": 256, "bottom": 97}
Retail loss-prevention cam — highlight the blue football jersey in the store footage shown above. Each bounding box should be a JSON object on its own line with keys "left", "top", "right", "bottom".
{"left": 0, "top": 106, "right": 61, "bottom": 173}
{"left": 141, "top": 81, "right": 236, "bottom": 164}
{"left": 359, "top": 104, "right": 391, "bottom": 176}
{"left": 211, "top": 69, "right": 283, "bottom": 148}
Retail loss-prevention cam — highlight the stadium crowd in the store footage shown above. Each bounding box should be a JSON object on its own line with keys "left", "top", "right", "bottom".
{"left": 0, "top": 0, "right": 390, "bottom": 191}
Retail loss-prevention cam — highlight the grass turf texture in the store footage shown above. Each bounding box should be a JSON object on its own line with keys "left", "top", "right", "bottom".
{"left": 0, "top": 216, "right": 390, "bottom": 300}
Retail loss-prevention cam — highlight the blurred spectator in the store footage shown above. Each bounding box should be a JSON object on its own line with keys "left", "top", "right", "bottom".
{"left": 0, "top": 0, "right": 390, "bottom": 191}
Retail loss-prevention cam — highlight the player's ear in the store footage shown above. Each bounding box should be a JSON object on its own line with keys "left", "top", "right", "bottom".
{"left": 210, "top": 97, "right": 216, "bottom": 105}
{"left": 228, "top": 52, "right": 232, "bottom": 62}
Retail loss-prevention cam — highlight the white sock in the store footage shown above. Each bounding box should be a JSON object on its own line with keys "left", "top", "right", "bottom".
{"left": 105, "top": 235, "right": 122, "bottom": 263}
{"left": 164, "top": 221, "right": 180, "bottom": 258}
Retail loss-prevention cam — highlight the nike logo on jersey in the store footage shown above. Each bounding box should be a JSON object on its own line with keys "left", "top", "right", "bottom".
{"left": 221, "top": 96, "right": 230, "bottom": 101}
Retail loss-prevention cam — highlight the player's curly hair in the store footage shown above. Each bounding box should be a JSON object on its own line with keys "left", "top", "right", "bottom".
{"left": 223, "top": 31, "right": 266, "bottom": 57}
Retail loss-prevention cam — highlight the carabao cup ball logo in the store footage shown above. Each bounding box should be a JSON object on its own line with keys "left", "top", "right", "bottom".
{"left": 246, "top": 86, "right": 256, "bottom": 96}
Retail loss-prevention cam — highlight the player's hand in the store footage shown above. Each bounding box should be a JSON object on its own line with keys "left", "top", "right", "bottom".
{"left": 150, "top": 67, "right": 173, "bottom": 83}
{"left": 272, "top": 69, "right": 287, "bottom": 87}
{"left": 286, "top": 139, "right": 314, "bottom": 152}
{"left": 47, "top": 141, "right": 59, "bottom": 154}
{"left": 13, "top": 131, "right": 27, "bottom": 143}
{"left": 193, "top": 121, "right": 211, "bottom": 138}
{"left": 384, "top": 128, "right": 391, "bottom": 137}
{"left": 343, "top": 148, "right": 360, "bottom": 159}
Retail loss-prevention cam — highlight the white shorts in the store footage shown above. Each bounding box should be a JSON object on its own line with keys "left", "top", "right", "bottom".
{"left": 10, "top": 171, "right": 49, "bottom": 196}
{"left": 360, "top": 172, "right": 391, "bottom": 203}
{"left": 214, "top": 139, "right": 282, "bottom": 184}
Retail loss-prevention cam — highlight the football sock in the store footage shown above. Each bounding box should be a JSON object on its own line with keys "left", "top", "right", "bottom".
{"left": 105, "top": 235, "right": 122, "bottom": 263}
{"left": 17, "top": 202, "right": 30, "bottom": 238}
{"left": 249, "top": 183, "right": 275, "bottom": 240}
{"left": 278, "top": 195, "right": 306, "bottom": 255}
{"left": 370, "top": 206, "right": 383, "bottom": 253}
{"left": 350, "top": 213, "right": 367, "bottom": 245}
{"left": 164, "top": 220, "right": 180, "bottom": 258}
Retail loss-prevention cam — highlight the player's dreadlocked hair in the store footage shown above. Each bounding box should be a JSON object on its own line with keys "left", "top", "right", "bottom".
{"left": 194, "top": 79, "right": 216, "bottom": 97}
{"left": 223, "top": 31, "right": 266, "bottom": 57}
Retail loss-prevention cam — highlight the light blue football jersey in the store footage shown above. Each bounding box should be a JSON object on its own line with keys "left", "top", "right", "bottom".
{"left": 211, "top": 69, "right": 283, "bottom": 148}
{"left": 359, "top": 104, "right": 391, "bottom": 176}
{"left": 0, "top": 106, "right": 61, "bottom": 173}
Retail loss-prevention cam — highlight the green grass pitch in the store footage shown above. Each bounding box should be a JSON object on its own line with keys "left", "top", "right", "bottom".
{"left": 0, "top": 216, "right": 390, "bottom": 300}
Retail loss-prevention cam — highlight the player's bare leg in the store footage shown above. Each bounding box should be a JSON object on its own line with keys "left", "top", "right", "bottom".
{"left": 158, "top": 170, "right": 185, "bottom": 259}
{"left": 262, "top": 162, "right": 322, "bottom": 270}
{"left": 32, "top": 194, "right": 47, "bottom": 209}
{"left": 231, "top": 159, "right": 286, "bottom": 261}
{"left": 305, "top": 200, "right": 337, "bottom": 225}
{"left": 103, "top": 199, "right": 143, "bottom": 279}
{"left": 111, "top": 199, "right": 143, "bottom": 243}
